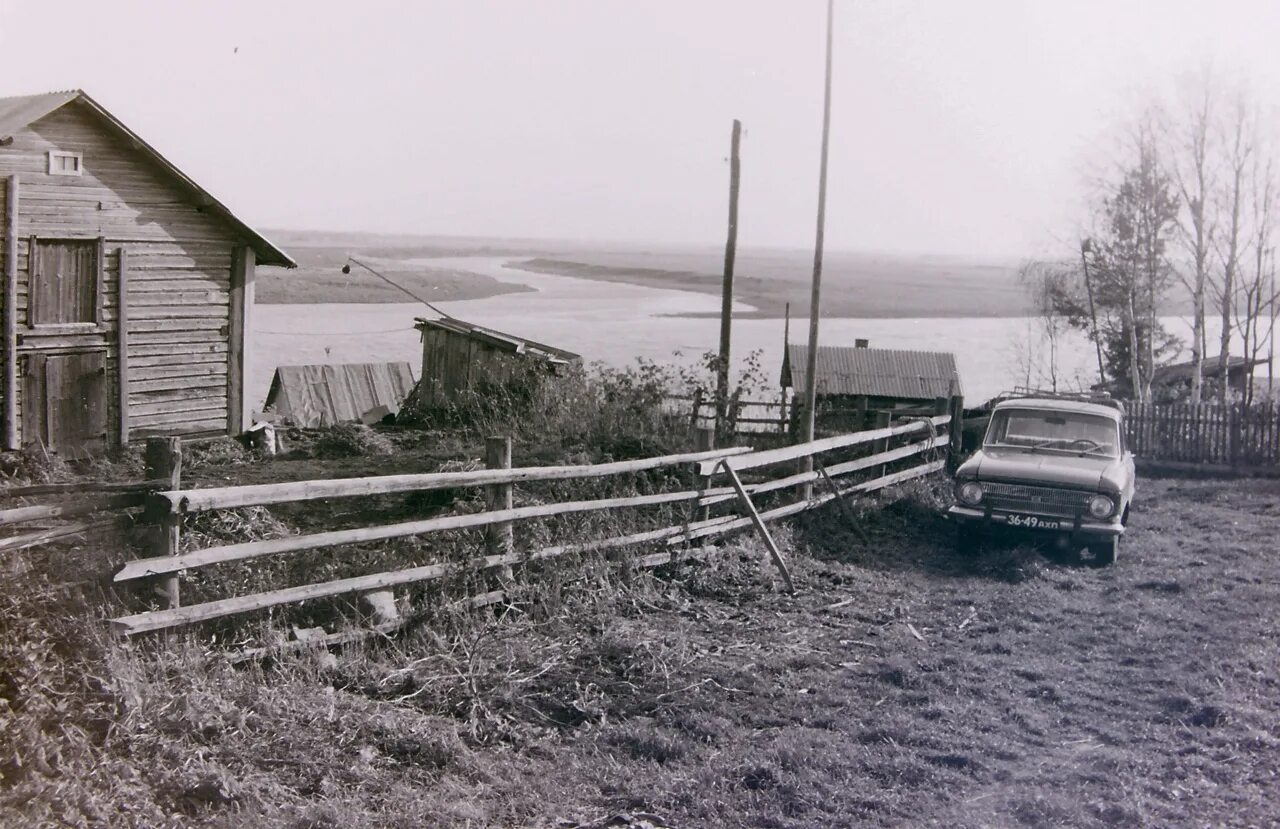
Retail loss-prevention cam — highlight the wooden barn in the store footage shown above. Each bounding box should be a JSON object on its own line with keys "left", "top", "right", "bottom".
{"left": 0, "top": 89, "right": 294, "bottom": 453}
{"left": 781, "top": 340, "right": 962, "bottom": 433}
{"left": 413, "top": 316, "right": 580, "bottom": 410}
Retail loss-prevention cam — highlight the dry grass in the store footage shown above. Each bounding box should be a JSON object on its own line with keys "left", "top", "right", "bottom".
{"left": 4, "top": 475, "right": 1280, "bottom": 827}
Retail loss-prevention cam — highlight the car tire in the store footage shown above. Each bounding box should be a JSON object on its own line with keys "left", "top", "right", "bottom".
{"left": 956, "top": 524, "right": 981, "bottom": 556}
{"left": 1091, "top": 535, "right": 1118, "bottom": 567}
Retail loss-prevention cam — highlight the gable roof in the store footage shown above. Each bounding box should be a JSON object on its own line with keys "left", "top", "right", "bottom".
{"left": 264, "top": 362, "right": 416, "bottom": 427}
{"left": 1150, "top": 354, "right": 1266, "bottom": 387}
{"left": 0, "top": 89, "right": 294, "bottom": 268}
{"left": 782, "top": 344, "right": 962, "bottom": 400}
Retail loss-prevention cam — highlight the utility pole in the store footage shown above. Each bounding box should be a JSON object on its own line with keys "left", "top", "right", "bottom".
{"left": 716, "top": 119, "right": 742, "bottom": 437}
{"left": 801, "top": 0, "right": 835, "bottom": 458}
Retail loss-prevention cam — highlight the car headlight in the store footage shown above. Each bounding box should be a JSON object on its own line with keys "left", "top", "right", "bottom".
{"left": 956, "top": 481, "right": 984, "bottom": 506}
{"left": 1087, "top": 494, "right": 1116, "bottom": 519}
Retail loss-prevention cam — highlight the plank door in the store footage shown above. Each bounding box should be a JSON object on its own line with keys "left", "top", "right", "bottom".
{"left": 22, "top": 350, "right": 109, "bottom": 453}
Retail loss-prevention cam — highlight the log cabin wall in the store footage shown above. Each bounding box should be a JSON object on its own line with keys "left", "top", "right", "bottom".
{"left": 0, "top": 99, "right": 258, "bottom": 449}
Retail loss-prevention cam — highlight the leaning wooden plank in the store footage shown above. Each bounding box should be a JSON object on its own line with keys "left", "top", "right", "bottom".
{"left": 0, "top": 479, "right": 166, "bottom": 498}
{"left": 0, "top": 492, "right": 145, "bottom": 525}
{"left": 115, "top": 486, "right": 735, "bottom": 582}
{"left": 719, "top": 460, "right": 795, "bottom": 593}
{"left": 164, "top": 446, "right": 755, "bottom": 514}
{"left": 696, "top": 415, "right": 949, "bottom": 476}
{"left": 0, "top": 515, "right": 125, "bottom": 553}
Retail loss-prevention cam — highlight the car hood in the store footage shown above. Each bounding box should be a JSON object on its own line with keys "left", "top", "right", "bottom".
{"left": 963, "top": 447, "right": 1127, "bottom": 492}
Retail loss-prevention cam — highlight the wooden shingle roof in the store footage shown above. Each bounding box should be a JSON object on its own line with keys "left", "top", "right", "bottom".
{"left": 782, "top": 344, "right": 961, "bottom": 401}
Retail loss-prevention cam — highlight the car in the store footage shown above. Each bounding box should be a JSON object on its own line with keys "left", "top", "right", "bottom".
{"left": 947, "top": 393, "right": 1136, "bottom": 565}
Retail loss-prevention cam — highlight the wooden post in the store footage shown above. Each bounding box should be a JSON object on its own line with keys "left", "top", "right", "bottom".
{"left": 485, "top": 436, "right": 514, "bottom": 580}
{"left": 145, "top": 437, "right": 182, "bottom": 609}
{"left": 689, "top": 387, "right": 704, "bottom": 431}
{"left": 874, "top": 410, "right": 893, "bottom": 478}
{"left": 695, "top": 426, "right": 715, "bottom": 523}
{"left": 716, "top": 119, "right": 742, "bottom": 437}
{"left": 948, "top": 394, "right": 965, "bottom": 468}
{"left": 228, "top": 245, "right": 255, "bottom": 436}
{"left": 2, "top": 175, "right": 17, "bottom": 450}
{"left": 117, "top": 247, "right": 129, "bottom": 445}
{"left": 720, "top": 460, "right": 795, "bottom": 594}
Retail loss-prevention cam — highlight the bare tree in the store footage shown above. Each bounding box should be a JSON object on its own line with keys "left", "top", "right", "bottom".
{"left": 1236, "top": 152, "right": 1279, "bottom": 405}
{"left": 1167, "top": 69, "right": 1217, "bottom": 404}
{"left": 1213, "top": 94, "right": 1254, "bottom": 401}
{"left": 1017, "top": 260, "right": 1074, "bottom": 392}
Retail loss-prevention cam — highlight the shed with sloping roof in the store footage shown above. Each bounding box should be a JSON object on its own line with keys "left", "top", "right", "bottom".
{"left": 0, "top": 89, "right": 294, "bottom": 453}
{"left": 781, "top": 340, "right": 962, "bottom": 433}
{"left": 413, "top": 316, "right": 581, "bottom": 410}
{"left": 264, "top": 363, "right": 417, "bottom": 428}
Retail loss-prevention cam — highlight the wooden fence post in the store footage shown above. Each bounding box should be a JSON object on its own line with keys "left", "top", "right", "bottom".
{"left": 694, "top": 427, "right": 715, "bottom": 523}
{"left": 873, "top": 410, "right": 893, "bottom": 478}
{"left": 485, "top": 436, "right": 514, "bottom": 580}
{"left": 947, "top": 395, "right": 964, "bottom": 470}
{"left": 689, "top": 388, "right": 704, "bottom": 431}
{"left": 144, "top": 436, "right": 182, "bottom": 609}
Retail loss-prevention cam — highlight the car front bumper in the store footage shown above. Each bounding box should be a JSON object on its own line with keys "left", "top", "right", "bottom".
{"left": 947, "top": 505, "right": 1125, "bottom": 537}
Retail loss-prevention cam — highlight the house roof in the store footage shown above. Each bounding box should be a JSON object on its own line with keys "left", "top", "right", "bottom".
{"left": 0, "top": 90, "right": 294, "bottom": 268}
{"left": 415, "top": 316, "right": 581, "bottom": 364}
{"left": 782, "top": 344, "right": 962, "bottom": 400}
{"left": 264, "top": 362, "right": 416, "bottom": 427}
{"left": 1150, "top": 354, "right": 1267, "bottom": 386}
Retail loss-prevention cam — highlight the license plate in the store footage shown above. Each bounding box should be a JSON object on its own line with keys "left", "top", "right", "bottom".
{"left": 1005, "top": 513, "right": 1063, "bottom": 530}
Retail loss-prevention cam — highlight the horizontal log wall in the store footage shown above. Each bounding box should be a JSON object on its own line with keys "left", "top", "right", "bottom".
{"left": 0, "top": 100, "right": 251, "bottom": 444}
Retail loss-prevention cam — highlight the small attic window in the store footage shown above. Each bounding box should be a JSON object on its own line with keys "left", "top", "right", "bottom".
{"left": 48, "top": 151, "right": 83, "bottom": 176}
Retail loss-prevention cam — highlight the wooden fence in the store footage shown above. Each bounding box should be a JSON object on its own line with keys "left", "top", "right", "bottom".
{"left": 108, "top": 413, "right": 957, "bottom": 645}
{"left": 0, "top": 438, "right": 179, "bottom": 563}
{"left": 1125, "top": 401, "right": 1280, "bottom": 469}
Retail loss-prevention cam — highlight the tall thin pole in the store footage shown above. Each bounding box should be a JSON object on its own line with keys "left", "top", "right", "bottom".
{"left": 716, "top": 119, "right": 742, "bottom": 436}
{"left": 801, "top": 0, "right": 835, "bottom": 455}
{"left": 1080, "top": 238, "right": 1106, "bottom": 386}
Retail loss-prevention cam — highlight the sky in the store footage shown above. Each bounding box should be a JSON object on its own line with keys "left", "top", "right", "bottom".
{"left": 2, "top": 0, "right": 1279, "bottom": 258}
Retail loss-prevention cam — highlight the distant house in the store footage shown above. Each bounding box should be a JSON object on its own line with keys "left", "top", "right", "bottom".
{"left": 0, "top": 89, "right": 294, "bottom": 453}
{"left": 781, "top": 340, "right": 962, "bottom": 432}
{"left": 264, "top": 363, "right": 416, "bottom": 428}
{"left": 1149, "top": 354, "right": 1267, "bottom": 400}
{"left": 413, "top": 316, "right": 581, "bottom": 410}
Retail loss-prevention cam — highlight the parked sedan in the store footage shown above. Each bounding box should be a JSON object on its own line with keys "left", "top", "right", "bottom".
{"left": 947, "top": 395, "right": 1136, "bottom": 565}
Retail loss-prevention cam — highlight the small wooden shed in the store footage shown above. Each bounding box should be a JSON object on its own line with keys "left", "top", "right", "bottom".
{"left": 413, "top": 316, "right": 581, "bottom": 409}
{"left": 0, "top": 89, "right": 294, "bottom": 453}
{"left": 782, "top": 340, "right": 962, "bottom": 431}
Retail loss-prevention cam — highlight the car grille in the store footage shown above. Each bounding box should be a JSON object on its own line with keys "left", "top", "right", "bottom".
{"left": 983, "top": 482, "right": 1090, "bottom": 518}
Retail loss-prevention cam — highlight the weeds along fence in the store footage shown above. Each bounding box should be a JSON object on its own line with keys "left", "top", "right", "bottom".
{"left": 0, "top": 440, "right": 179, "bottom": 564}
{"left": 1125, "top": 401, "right": 1280, "bottom": 470}
{"left": 108, "top": 413, "right": 958, "bottom": 645}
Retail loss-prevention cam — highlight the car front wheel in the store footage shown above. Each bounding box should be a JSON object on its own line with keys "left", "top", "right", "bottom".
{"left": 1091, "top": 535, "right": 1119, "bottom": 567}
{"left": 956, "top": 524, "right": 981, "bottom": 556}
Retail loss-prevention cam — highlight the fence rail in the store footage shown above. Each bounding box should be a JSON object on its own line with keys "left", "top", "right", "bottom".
{"left": 109, "top": 413, "right": 959, "bottom": 639}
{"left": 1125, "top": 401, "right": 1280, "bottom": 468}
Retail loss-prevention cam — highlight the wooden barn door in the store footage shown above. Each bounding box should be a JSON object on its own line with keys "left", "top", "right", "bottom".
{"left": 22, "top": 351, "right": 108, "bottom": 453}
{"left": 20, "top": 238, "right": 110, "bottom": 452}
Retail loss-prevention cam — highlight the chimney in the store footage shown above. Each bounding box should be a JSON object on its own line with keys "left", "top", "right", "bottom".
{"left": 855, "top": 338, "right": 869, "bottom": 349}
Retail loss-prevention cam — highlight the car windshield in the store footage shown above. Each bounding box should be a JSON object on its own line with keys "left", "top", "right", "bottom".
{"left": 985, "top": 408, "right": 1120, "bottom": 457}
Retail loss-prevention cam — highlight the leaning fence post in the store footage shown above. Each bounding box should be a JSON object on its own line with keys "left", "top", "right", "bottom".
{"left": 144, "top": 436, "right": 182, "bottom": 610}
{"left": 485, "top": 435, "right": 514, "bottom": 580}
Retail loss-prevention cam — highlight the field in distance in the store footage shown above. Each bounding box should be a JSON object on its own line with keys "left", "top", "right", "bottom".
{"left": 257, "top": 229, "right": 1034, "bottom": 318}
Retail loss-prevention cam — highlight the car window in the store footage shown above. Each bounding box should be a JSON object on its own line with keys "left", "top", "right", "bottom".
{"left": 985, "top": 409, "right": 1119, "bottom": 457}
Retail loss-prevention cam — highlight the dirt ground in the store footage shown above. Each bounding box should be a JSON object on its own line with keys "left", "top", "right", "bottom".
{"left": 5, "top": 471, "right": 1279, "bottom": 828}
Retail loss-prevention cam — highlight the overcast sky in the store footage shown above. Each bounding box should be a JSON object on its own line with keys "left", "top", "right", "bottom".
{"left": 2, "top": 1, "right": 1278, "bottom": 258}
